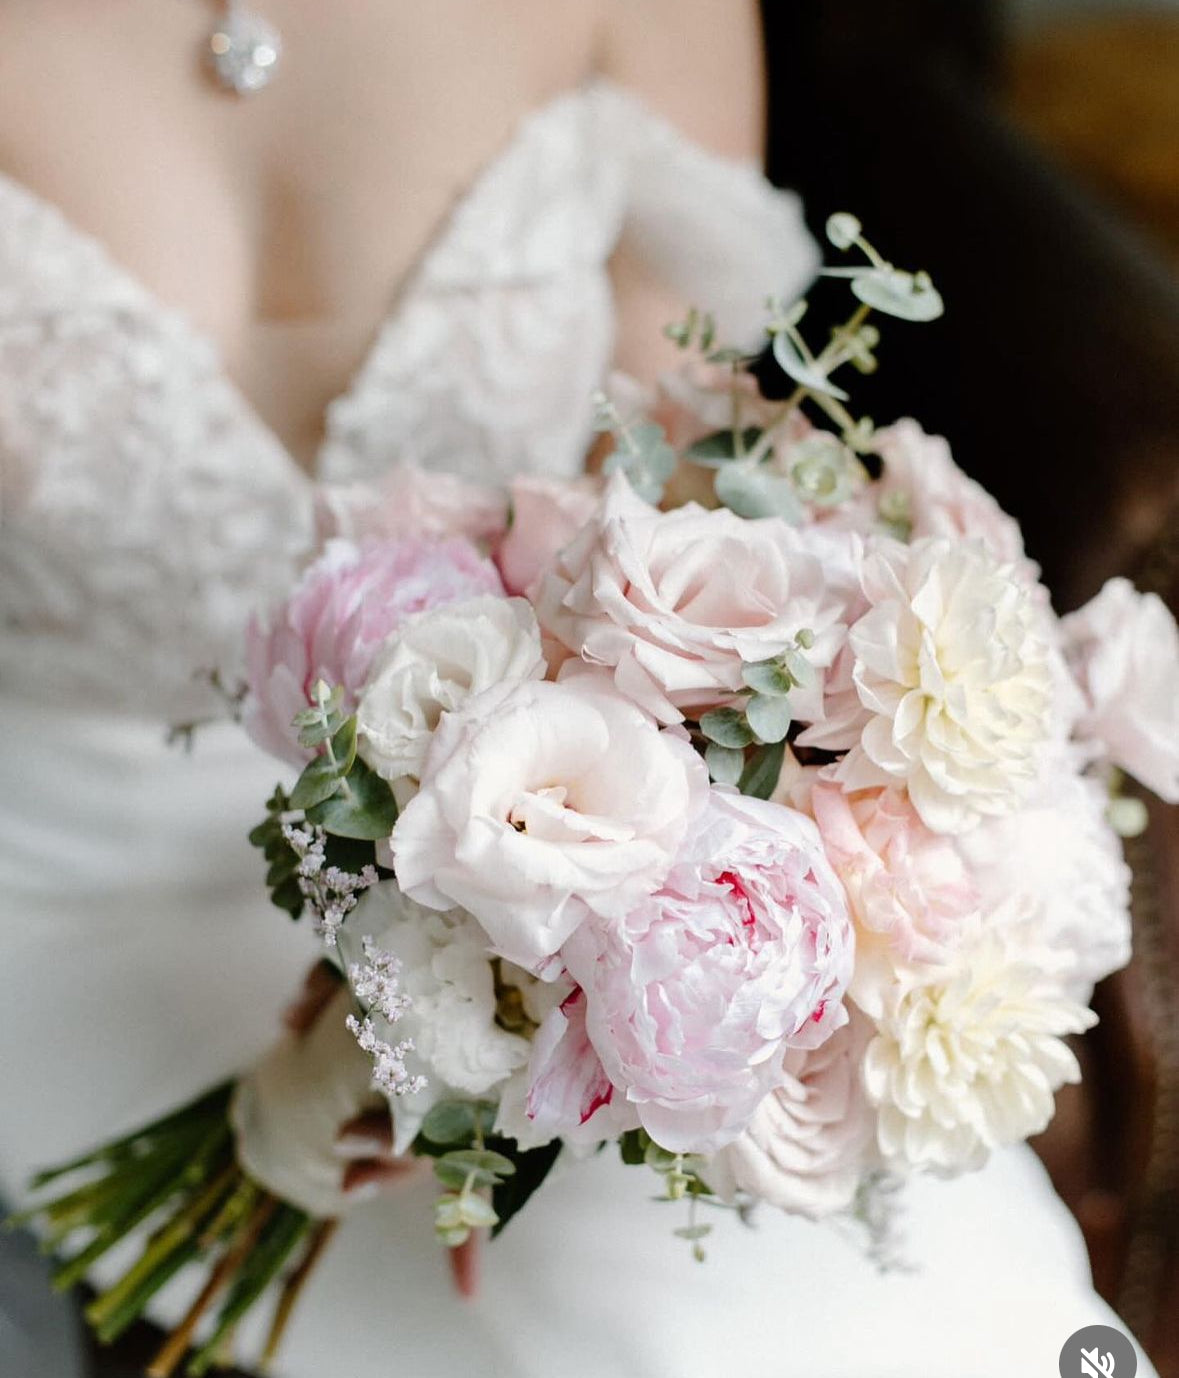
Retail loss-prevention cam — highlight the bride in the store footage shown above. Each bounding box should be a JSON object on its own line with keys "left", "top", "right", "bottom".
{"left": 0, "top": 2, "right": 1157, "bottom": 1375}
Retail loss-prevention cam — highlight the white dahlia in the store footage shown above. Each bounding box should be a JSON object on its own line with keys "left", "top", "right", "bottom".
{"left": 862, "top": 931, "right": 1095, "bottom": 1173}
{"left": 836, "top": 537, "right": 1053, "bottom": 834}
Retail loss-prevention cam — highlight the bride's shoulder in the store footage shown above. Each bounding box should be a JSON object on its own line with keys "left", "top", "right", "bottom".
{"left": 599, "top": 0, "right": 766, "bottom": 161}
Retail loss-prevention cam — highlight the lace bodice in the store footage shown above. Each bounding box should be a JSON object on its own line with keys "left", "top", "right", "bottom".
{"left": 0, "top": 82, "right": 816, "bottom": 723}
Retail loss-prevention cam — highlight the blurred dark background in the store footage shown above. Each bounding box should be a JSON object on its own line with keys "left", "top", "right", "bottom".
{"left": 763, "top": 1, "right": 1179, "bottom": 1370}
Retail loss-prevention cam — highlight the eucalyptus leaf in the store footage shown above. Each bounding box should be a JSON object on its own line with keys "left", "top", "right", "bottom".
{"left": 289, "top": 755, "right": 343, "bottom": 811}
{"left": 699, "top": 708, "right": 754, "bottom": 749}
{"left": 305, "top": 758, "right": 398, "bottom": 840}
{"left": 714, "top": 462, "right": 804, "bottom": 524}
{"left": 741, "top": 660, "right": 793, "bottom": 698}
{"left": 771, "top": 331, "right": 850, "bottom": 401}
{"left": 738, "top": 740, "right": 786, "bottom": 801}
{"left": 331, "top": 716, "right": 358, "bottom": 775}
{"left": 458, "top": 1195, "right": 499, "bottom": 1230}
{"left": 419, "top": 1101, "right": 478, "bottom": 1146}
{"left": 745, "top": 694, "right": 793, "bottom": 745}
{"left": 781, "top": 647, "right": 816, "bottom": 690}
{"left": 674, "top": 1224, "right": 714, "bottom": 1242}
{"left": 850, "top": 267, "right": 944, "bottom": 322}
{"left": 684, "top": 429, "right": 763, "bottom": 468}
{"left": 705, "top": 743, "right": 745, "bottom": 787}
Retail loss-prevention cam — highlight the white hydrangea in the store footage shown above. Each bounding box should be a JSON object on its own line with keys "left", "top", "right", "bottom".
{"left": 836, "top": 537, "right": 1053, "bottom": 834}
{"left": 341, "top": 883, "right": 543, "bottom": 1154}
{"left": 862, "top": 929, "right": 1096, "bottom": 1174}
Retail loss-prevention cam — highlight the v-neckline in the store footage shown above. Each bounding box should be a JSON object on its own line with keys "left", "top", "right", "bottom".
{"left": 0, "top": 81, "right": 601, "bottom": 488}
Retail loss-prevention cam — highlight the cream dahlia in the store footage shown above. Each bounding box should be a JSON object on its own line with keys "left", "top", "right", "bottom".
{"left": 862, "top": 931, "right": 1095, "bottom": 1173}
{"left": 835, "top": 537, "right": 1053, "bottom": 834}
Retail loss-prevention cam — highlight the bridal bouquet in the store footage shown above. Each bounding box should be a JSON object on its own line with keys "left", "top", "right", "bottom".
{"left": 21, "top": 216, "right": 1179, "bottom": 1375}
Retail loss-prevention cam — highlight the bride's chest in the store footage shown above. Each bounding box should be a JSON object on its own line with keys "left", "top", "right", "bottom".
{"left": 0, "top": 89, "right": 629, "bottom": 720}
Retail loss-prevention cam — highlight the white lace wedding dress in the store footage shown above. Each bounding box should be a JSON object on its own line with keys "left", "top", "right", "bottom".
{"left": 0, "top": 80, "right": 1155, "bottom": 1378}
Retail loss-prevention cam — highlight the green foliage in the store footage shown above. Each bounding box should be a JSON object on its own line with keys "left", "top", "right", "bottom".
{"left": 418, "top": 1100, "right": 497, "bottom": 1148}
{"left": 699, "top": 708, "right": 755, "bottom": 750}
{"left": 745, "top": 693, "right": 792, "bottom": 745}
{"left": 304, "top": 755, "right": 398, "bottom": 840}
{"left": 684, "top": 428, "right": 764, "bottom": 468}
{"left": 714, "top": 461, "right": 804, "bottom": 523}
{"left": 489, "top": 1136, "right": 562, "bottom": 1238}
{"left": 248, "top": 786, "right": 304, "bottom": 919}
{"left": 618, "top": 1129, "right": 651, "bottom": 1167}
{"left": 738, "top": 741, "right": 786, "bottom": 801}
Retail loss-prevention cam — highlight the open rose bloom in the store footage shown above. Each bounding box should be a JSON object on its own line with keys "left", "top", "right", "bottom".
{"left": 53, "top": 228, "right": 1176, "bottom": 1373}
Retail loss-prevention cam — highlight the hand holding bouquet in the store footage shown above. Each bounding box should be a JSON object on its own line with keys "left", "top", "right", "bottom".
{"left": 20, "top": 215, "right": 1179, "bottom": 1375}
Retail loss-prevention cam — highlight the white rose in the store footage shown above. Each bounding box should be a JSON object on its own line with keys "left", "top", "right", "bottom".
{"left": 388, "top": 676, "right": 710, "bottom": 972}
{"left": 533, "top": 474, "right": 846, "bottom": 725}
{"left": 1061, "top": 577, "right": 1179, "bottom": 804}
{"left": 357, "top": 596, "right": 544, "bottom": 790}
{"left": 340, "top": 884, "right": 541, "bottom": 1154}
{"left": 707, "top": 1012, "right": 877, "bottom": 1219}
{"left": 835, "top": 537, "right": 1054, "bottom": 834}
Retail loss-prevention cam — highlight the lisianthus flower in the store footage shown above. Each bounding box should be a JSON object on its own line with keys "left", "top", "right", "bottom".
{"left": 389, "top": 675, "right": 710, "bottom": 972}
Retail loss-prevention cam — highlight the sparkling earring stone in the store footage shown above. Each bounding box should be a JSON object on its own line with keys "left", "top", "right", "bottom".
{"left": 207, "top": 7, "right": 282, "bottom": 95}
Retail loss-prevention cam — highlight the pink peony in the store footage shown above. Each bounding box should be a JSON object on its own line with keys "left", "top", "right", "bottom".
{"left": 520, "top": 987, "right": 639, "bottom": 1147}
{"left": 533, "top": 474, "right": 846, "bottom": 726}
{"left": 1060, "top": 577, "right": 1179, "bottom": 804}
{"left": 810, "top": 782, "right": 978, "bottom": 1013}
{"left": 563, "top": 789, "right": 855, "bottom": 1154}
{"left": 494, "top": 475, "right": 602, "bottom": 597}
{"left": 389, "top": 675, "right": 710, "bottom": 973}
{"left": 315, "top": 462, "right": 509, "bottom": 549}
{"left": 244, "top": 538, "right": 504, "bottom": 766}
{"left": 707, "top": 1011, "right": 877, "bottom": 1218}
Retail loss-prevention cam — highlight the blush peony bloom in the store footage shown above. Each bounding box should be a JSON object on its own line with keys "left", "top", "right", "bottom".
{"left": 533, "top": 474, "right": 846, "bottom": 726}
{"left": 834, "top": 537, "right": 1054, "bottom": 834}
{"left": 389, "top": 676, "right": 710, "bottom": 972}
{"left": 707, "top": 1011, "right": 877, "bottom": 1218}
{"left": 810, "top": 782, "right": 978, "bottom": 1011}
{"left": 563, "top": 790, "right": 855, "bottom": 1155}
{"left": 862, "top": 929, "right": 1095, "bottom": 1173}
{"left": 244, "top": 538, "right": 504, "bottom": 766}
{"left": 494, "top": 475, "right": 602, "bottom": 597}
{"left": 356, "top": 596, "right": 545, "bottom": 792}
{"left": 1060, "top": 577, "right": 1179, "bottom": 804}
{"left": 498, "top": 986, "right": 640, "bottom": 1150}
